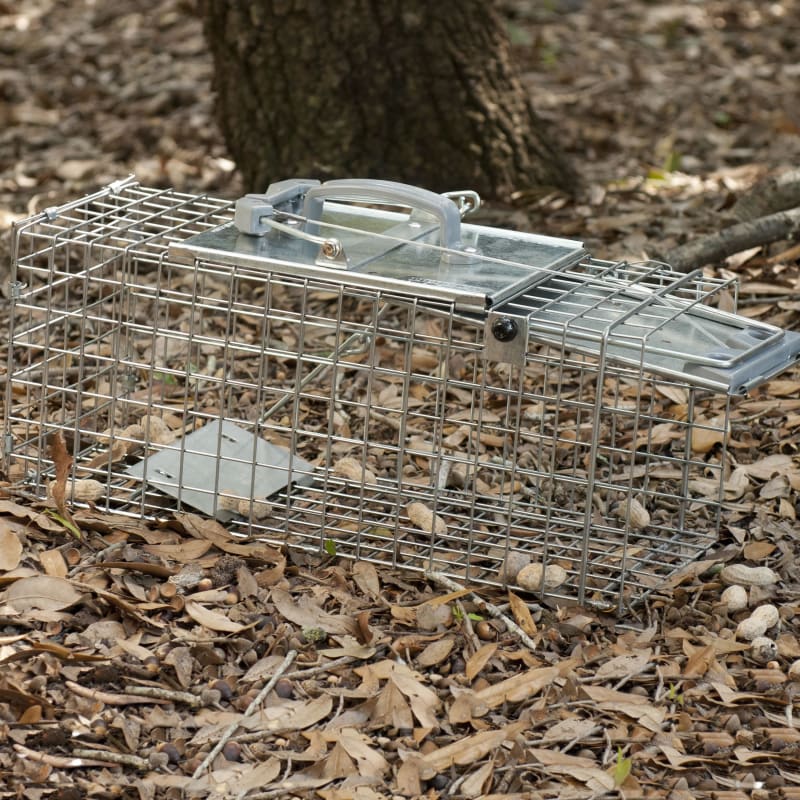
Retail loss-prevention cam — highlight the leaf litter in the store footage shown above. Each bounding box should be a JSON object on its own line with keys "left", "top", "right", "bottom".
{"left": 1, "top": 0, "right": 800, "bottom": 798}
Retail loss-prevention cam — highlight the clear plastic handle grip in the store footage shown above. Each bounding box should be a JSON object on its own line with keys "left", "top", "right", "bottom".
{"left": 302, "top": 178, "right": 464, "bottom": 250}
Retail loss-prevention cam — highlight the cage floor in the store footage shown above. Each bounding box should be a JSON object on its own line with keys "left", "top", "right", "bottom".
{"left": 64, "top": 465, "right": 718, "bottom": 612}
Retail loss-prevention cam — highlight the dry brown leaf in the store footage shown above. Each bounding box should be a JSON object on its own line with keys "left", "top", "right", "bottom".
{"left": 539, "top": 717, "right": 599, "bottom": 745}
{"left": 5, "top": 576, "right": 83, "bottom": 612}
{"left": 335, "top": 727, "right": 390, "bottom": 777}
{"left": 184, "top": 600, "right": 245, "bottom": 633}
{"left": 580, "top": 684, "right": 665, "bottom": 732}
{"left": 459, "top": 760, "right": 495, "bottom": 797}
{"left": 474, "top": 663, "right": 566, "bottom": 707}
{"left": 690, "top": 416, "right": 727, "bottom": 454}
{"left": 48, "top": 431, "right": 72, "bottom": 516}
{"left": 389, "top": 663, "right": 442, "bottom": 729}
{"left": 508, "top": 591, "right": 537, "bottom": 636}
{"left": 416, "top": 638, "right": 455, "bottom": 668}
{"left": 594, "top": 649, "right": 652, "bottom": 682}
{"left": 529, "top": 748, "right": 616, "bottom": 793}
{"left": 418, "top": 721, "right": 527, "bottom": 777}
{"left": 0, "top": 525, "right": 23, "bottom": 572}
{"left": 38, "top": 548, "right": 68, "bottom": 578}
{"left": 143, "top": 539, "right": 213, "bottom": 561}
{"left": 465, "top": 642, "right": 498, "bottom": 682}
{"left": 351, "top": 561, "right": 380, "bottom": 597}
{"left": 682, "top": 642, "right": 715, "bottom": 679}
{"left": 742, "top": 454, "right": 795, "bottom": 481}
{"left": 271, "top": 588, "right": 356, "bottom": 636}
{"left": 448, "top": 689, "right": 490, "bottom": 725}
{"left": 370, "top": 679, "right": 414, "bottom": 730}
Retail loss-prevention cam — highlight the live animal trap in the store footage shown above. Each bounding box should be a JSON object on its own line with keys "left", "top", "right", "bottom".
{"left": 6, "top": 176, "right": 800, "bottom": 613}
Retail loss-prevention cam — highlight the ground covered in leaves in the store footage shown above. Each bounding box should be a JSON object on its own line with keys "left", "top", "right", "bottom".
{"left": 2, "top": 1, "right": 800, "bottom": 798}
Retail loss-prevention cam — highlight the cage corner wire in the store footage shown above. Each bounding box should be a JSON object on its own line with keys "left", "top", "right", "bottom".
{"left": 5, "top": 175, "right": 799, "bottom": 615}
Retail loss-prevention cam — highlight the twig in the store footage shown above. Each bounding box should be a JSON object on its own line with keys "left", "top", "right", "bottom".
{"left": 455, "top": 598, "right": 482, "bottom": 655}
{"left": 664, "top": 207, "right": 800, "bottom": 272}
{"left": 65, "top": 680, "right": 169, "bottom": 706}
{"left": 72, "top": 748, "right": 149, "bottom": 770}
{"left": 284, "top": 654, "right": 357, "bottom": 681}
{"left": 192, "top": 649, "right": 297, "bottom": 778}
{"left": 122, "top": 685, "right": 201, "bottom": 706}
{"left": 13, "top": 743, "right": 111, "bottom": 769}
{"left": 425, "top": 570, "right": 540, "bottom": 653}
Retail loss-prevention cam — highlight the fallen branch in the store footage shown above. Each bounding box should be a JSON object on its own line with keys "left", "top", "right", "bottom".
{"left": 192, "top": 648, "right": 297, "bottom": 778}
{"left": 733, "top": 168, "right": 800, "bottom": 221}
{"left": 13, "top": 743, "right": 112, "bottom": 769}
{"left": 425, "top": 570, "right": 540, "bottom": 653}
{"left": 72, "top": 748, "right": 149, "bottom": 770}
{"left": 664, "top": 207, "right": 800, "bottom": 272}
{"left": 65, "top": 680, "right": 170, "bottom": 706}
{"left": 122, "top": 685, "right": 201, "bottom": 706}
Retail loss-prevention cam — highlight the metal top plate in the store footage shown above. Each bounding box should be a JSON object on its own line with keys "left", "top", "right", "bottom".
{"left": 172, "top": 204, "right": 587, "bottom": 312}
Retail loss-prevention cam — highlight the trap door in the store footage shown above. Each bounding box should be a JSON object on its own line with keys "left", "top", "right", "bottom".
{"left": 173, "top": 178, "right": 588, "bottom": 312}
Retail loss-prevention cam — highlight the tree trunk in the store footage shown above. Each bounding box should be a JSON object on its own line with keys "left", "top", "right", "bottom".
{"left": 198, "top": 0, "right": 575, "bottom": 199}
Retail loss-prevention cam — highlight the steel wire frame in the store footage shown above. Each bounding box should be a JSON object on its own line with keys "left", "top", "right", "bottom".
{"left": 5, "top": 180, "right": 732, "bottom": 613}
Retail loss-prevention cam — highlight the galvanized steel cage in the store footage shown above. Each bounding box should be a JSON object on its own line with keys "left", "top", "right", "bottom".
{"left": 6, "top": 177, "right": 798, "bottom": 613}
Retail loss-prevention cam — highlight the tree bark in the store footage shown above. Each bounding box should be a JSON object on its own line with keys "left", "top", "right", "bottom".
{"left": 198, "top": 1, "right": 575, "bottom": 199}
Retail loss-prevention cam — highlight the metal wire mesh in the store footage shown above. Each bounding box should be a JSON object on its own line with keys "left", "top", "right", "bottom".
{"left": 5, "top": 178, "right": 736, "bottom": 613}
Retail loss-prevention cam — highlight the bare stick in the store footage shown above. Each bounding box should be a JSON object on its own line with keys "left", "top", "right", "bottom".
{"left": 13, "top": 743, "right": 112, "bottom": 769}
{"left": 284, "top": 654, "right": 357, "bottom": 681}
{"left": 65, "top": 680, "right": 169, "bottom": 706}
{"left": 122, "top": 685, "right": 201, "bottom": 706}
{"left": 72, "top": 749, "right": 149, "bottom": 770}
{"left": 192, "top": 649, "right": 297, "bottom": 778}
{"left": 425, "top": 570, "right": 540, "bottom": 653}
{"left": 664, "top": 207, "right": 800, "bottom": 272}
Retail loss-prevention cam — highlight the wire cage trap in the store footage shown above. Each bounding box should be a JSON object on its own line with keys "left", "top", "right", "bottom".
{"left": 5, "top": 176, "right": 800, "bottom": 614}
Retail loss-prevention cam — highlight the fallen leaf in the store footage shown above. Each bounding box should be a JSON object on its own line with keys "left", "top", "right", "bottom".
{"left": 0, "top": 526, "right": 23, "bottom": 572}
{"left": 529, "top": 748, "right": 616, "bottom": 793}
{"left": 416, "top": 637, "right": 455, "bottom": 668}
{"left": 594, "top": 650, "right": 653, "bottom": 682}
{"left": 580, "top": 685, "right": 665, "bottom": 732}
{"left": 539, "top": 717, "right": 599, "bottom": 745}
{"left": 5, "top": 576, "right": 83, "bottom": 612}
{"left": 351, "top": 561, "right": 380, "bottom": 597}
{"left": 508, "top": 591, "right": 537, "bottom": 636}
{"left": 334, "top": 727, "right": 390, "bottom": 777}
{"left": 49, "top": 431, "right": 72, "bottom": 516}
{"left": 271, "top": 588, "right": 356, "bottom": 636}
{"left": 419, "top": 721, "right": 527, "bottom": 777}
{"left": 474, "top": 663, "right": 566, "bottom": 708}
{"left": 466, "top": 643, "right": 498, "bottom": 682}
{"left": 184, "top": 600, "right": 245, "bottom": 633}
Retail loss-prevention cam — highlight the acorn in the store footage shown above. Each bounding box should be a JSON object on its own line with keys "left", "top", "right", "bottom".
{"left": 475, "top": 620, "right": 496, "bottom": 641}
{"left": 222, "top": 741, "right": 242, "bottom": 762}
{"left": 210, "top": 679, "right": 234, "bottom": 702}
{"left": 158, "top": 742, "right": 181, "bottom": 765}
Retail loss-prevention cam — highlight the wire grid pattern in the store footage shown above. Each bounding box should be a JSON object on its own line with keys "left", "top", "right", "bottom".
{"left": 6, "top": 180, "right": 732, "bottom": 613}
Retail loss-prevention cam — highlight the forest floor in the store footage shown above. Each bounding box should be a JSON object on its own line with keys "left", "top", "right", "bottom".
{"left": 1, "top": 1, "right": 800, "bottom": 798}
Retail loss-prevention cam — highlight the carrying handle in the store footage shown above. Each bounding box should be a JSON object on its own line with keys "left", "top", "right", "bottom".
{"left": 303, "top": 179, "right": 466, "bottom": 250}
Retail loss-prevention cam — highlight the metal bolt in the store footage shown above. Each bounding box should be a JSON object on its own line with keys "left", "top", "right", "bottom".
{"left": 321, "top": 240, "right": 341, "bottom": 258}
{"left": 491, "top": 317, "right": 518, "bottom": 342}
